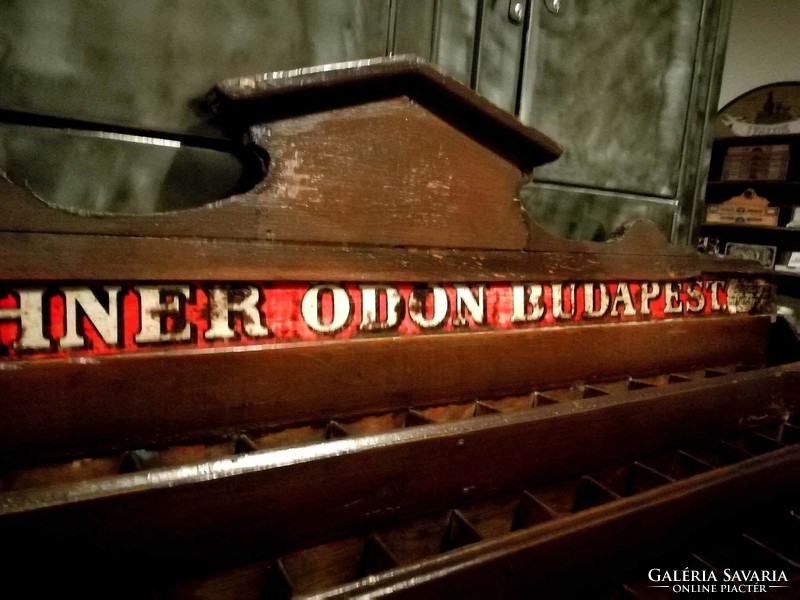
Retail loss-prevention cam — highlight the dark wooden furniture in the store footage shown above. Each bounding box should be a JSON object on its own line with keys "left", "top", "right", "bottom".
{"left": 702, "top": 135, "right": 800, "bottom": 243}
{"left": 702, "top": 133, "right": 800, "bottom": 301}
{"left": 0, "top": 58, "right": 796, "bottom": 598}
{"left": 705, "top": 134, "right": 800, "bottom": 208}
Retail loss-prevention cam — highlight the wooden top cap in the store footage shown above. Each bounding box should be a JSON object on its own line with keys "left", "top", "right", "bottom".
{"left": 213, "top": 55, "right": 562, "bottom": 171}
{"left": 0, "top": 57, "right": 768, "bottom": 278}
{"left": 0, "top": 56, "right": 564, "bottom": 252}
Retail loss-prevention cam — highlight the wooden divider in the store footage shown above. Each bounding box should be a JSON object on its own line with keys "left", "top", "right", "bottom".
{"left": 0, "top": 315, "right": 771, "bottom": 462}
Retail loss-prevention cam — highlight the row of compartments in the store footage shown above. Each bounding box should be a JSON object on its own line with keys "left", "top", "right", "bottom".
{"left": 601, "top": 508, "right": 800, "bottom": 599}
{"left": 173, "top": 418, "right": 799, "bottom": 598}
{"left": 0, "top": 364, "right": 761, "bottom": 492}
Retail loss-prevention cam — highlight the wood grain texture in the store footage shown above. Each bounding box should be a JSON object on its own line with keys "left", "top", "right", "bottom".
{"left": 245, "top": 98, "right": 528, "bottom": 249}
{"left": 0, "top": 315, "right": 771, "bottom": 462}
{"left": 0, "top": 96, "right": 532, "bottom": 250}
{"left": 0, "top": 55, "right": 786, "bottom": 597}
{"left": 212, "top": 55, "right": 563, "bottom": 168}
{"left": 318, "top": 446, "right": 800, "bottom": 599}
{"left": 0, "top": 228, "right": 767, "bottom": 282}
{"left": 0, "top": 57, "right": 561, "bottom": 250}
{"left": 0, "top": 364, "right": 795, "bottom": 585}
{"left": 0, "top": 56, "right": 761, "bottom": 267}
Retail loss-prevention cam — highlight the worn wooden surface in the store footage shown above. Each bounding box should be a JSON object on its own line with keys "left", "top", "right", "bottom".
{"left": 242, "top": 97, "right": 529, "bottom": 249}
{"left": 0, "top": 56, "right": 766, "bottom": 269}
{"left": 212, "top": 56, "right": 562, "bottom": 170}
{"left": 0, "top": 223, "right": 767, "bottom": 282}
{"left": 0, "top": 56, "right": 765, "bottom": 270}
{"left": 0, "top": 56, "right": 774, "bottom": 462}
{"left": 318, "top": 446, "right": 800, "bottom": 599}
{"left": 0, "top": 102, "right": 528, "bottom": 250}
{"left": 0, "top": 55, "right": 791, "bottom": 598}
{"left": 0, "top": 57, "right": 561, "bottom": 251}
{"left": 0, "top": 315, "right": 771, "bottom": 462}
{"left": 0, "top": 364, "right": 795, "bottom": 586}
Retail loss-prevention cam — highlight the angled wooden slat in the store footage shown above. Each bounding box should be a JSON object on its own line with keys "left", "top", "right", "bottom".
{"left": 440, "top": 510, "right": 483, "bottom": 553}
{"left": 326, "top": 421, "right": 351, "bottom": 440}
{"left": 357, "top": 535, "right": 399, "bottom": 578}
{"left": 511, "top": 492, "right": 559, "bottom": 530}
{"left": 573, "top": 476, "right": 620, "bottom": 512}
{"left": 404, "top": 409, "right": 435, "bottom": 428}
{"left": 310, "top": 446, "right": 800, "bottom": 599}
{"left": 235, "top": 435, "right": 259, "bottom": 455}
{"left": 0, "top": 315, "right": 770, "bottom": 463}
{"left": 472, "top": 401, "right": 501, "bottom": 417}
{"left": 0, "top": 364, "right": 795, "bottom": 585}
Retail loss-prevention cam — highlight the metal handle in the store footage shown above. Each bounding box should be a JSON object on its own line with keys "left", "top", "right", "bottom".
{"left": 544, "top": 0, "right": 561, "bottom": 15}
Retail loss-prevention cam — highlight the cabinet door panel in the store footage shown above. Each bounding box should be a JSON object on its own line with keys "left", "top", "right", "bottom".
{"left": 0, "top": 0, "right": 389, "bottom": 135}
{"left": 521, "top": 184, "right": 675, "bottom": 241}
{"left": 520, "top": 0, "right": 703, "bottom": 198}
{"left": 431, "top": 0, "right": 479, "bottom": 86}
{"left": 393, "top": 0, "right": 437, "bottom": 59}
{"left": 475, "top": 0, "right": 528, "bottom": 113}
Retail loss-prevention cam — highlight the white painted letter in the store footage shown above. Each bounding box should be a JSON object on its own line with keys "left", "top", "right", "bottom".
{"left": 552, "top": 283, "right": 577, "bottom": 320}
{"left": 205, "top": 286, "right": 270, "bottom": 341}
{"left": 640, "top": 282, "right": 661, "bottom": 315}
{"left": 409, "top": 285, "right": 448, "bottom": 328}
{"left": 134, "top": 286, "right": 192, "bottom": 343}
{"left": 686, "top": 282, "right": 706, "bottom": 313}
{"left": 664, "top": 282, "right": 683, "bottom": 314}
{"left": 61, "top": 287, "right": 121, "bottom": 349}
{"left": 511, "top": 284, "right": 545, "bottom": 323}
{"left": 583, "top": 283, "right": 610, "bottom": 318}
{"left": 301, "top": 285, "right": 351, "bottom": 334}
{"left": 359, "top": 285, "right": 402, "bottom": 331}
{"left": 705, "top": 281, "right": 726, "bottom": 311}
{"left": 453, "top": 285, "right": 486, "bottom": 326}
{"left": 610, "top": 283, "right": 636, "bottom": 317}
{"left": 0, "top": 289, "right": 50, "bottom": 350}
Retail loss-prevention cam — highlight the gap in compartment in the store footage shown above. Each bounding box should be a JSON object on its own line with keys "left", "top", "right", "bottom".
{"left": 373, "top": 510, "right": 452, "bottom": 565}
{"left": 3, "top": 454, "right": 120, "bottom": 491}
{"left": 742, "top": 511, "right": 800, "bottom": 564}
{"left": 691, "top": 531, "right": 797, "bottom": 573}
{"left": 512, "top": 491, "right": 560, "bottom": 530}
{"left": 572, "top": 476, "right": 621, "bottom": 511}
{"left": 477, "top": 394, "right": 534, "bottom": 413}
{"left": 587, "top": 462, "right": 672, "bottom": 497}
{"left": 473, "top": 400, "right": 502, "bottom": 416}
{"left": 455, "top": 494, "right": 522, "bottom": 539}
{"left": 415, "top": 402, "right": 476, "bottom": 423}
{"left": 141, "top": 440, "right": 236, "bottom": 469}
{"left": 679, "top": 441, "right": 752, "bottom": 468}
{"left": 523, "top": 478, "right": 582, "bottom": 516}
{"left": 440, "top": 510, "right": 483, "bottom": 552}
{"left": 338, "top": 411, "right": 410, "bottom": 436}
{"left": 722, "top": 431, "right": 785, "bottom": 455}
{"left": 637, "top": 449, "right": 713, "bottom": 480}
{"left": 251, "top": 423, "right": 328, "bottom": 450}
{"left": 780, "top": 423, "right": 800, "bottom": 444}
{"left": 280, "top": 536, "right": 369, "bottom": 596}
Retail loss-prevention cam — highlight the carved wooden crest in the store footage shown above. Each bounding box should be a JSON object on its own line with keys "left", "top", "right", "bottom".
{"left": 0, "top": 57, "right": 774, "bottom": 460}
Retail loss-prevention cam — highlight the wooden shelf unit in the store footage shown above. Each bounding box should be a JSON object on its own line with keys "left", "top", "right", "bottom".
{"left": 701, "top": 134, "right": 800, "bottom": 287}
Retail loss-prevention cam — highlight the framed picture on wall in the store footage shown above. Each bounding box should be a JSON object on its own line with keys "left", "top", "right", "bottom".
{"left": 715, "top": 82, "right": 800, "bottom": 138}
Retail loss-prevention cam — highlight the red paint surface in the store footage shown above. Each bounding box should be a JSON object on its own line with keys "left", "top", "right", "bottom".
{"left": 0, "top": 279, "right": 740, "bottom": 361}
